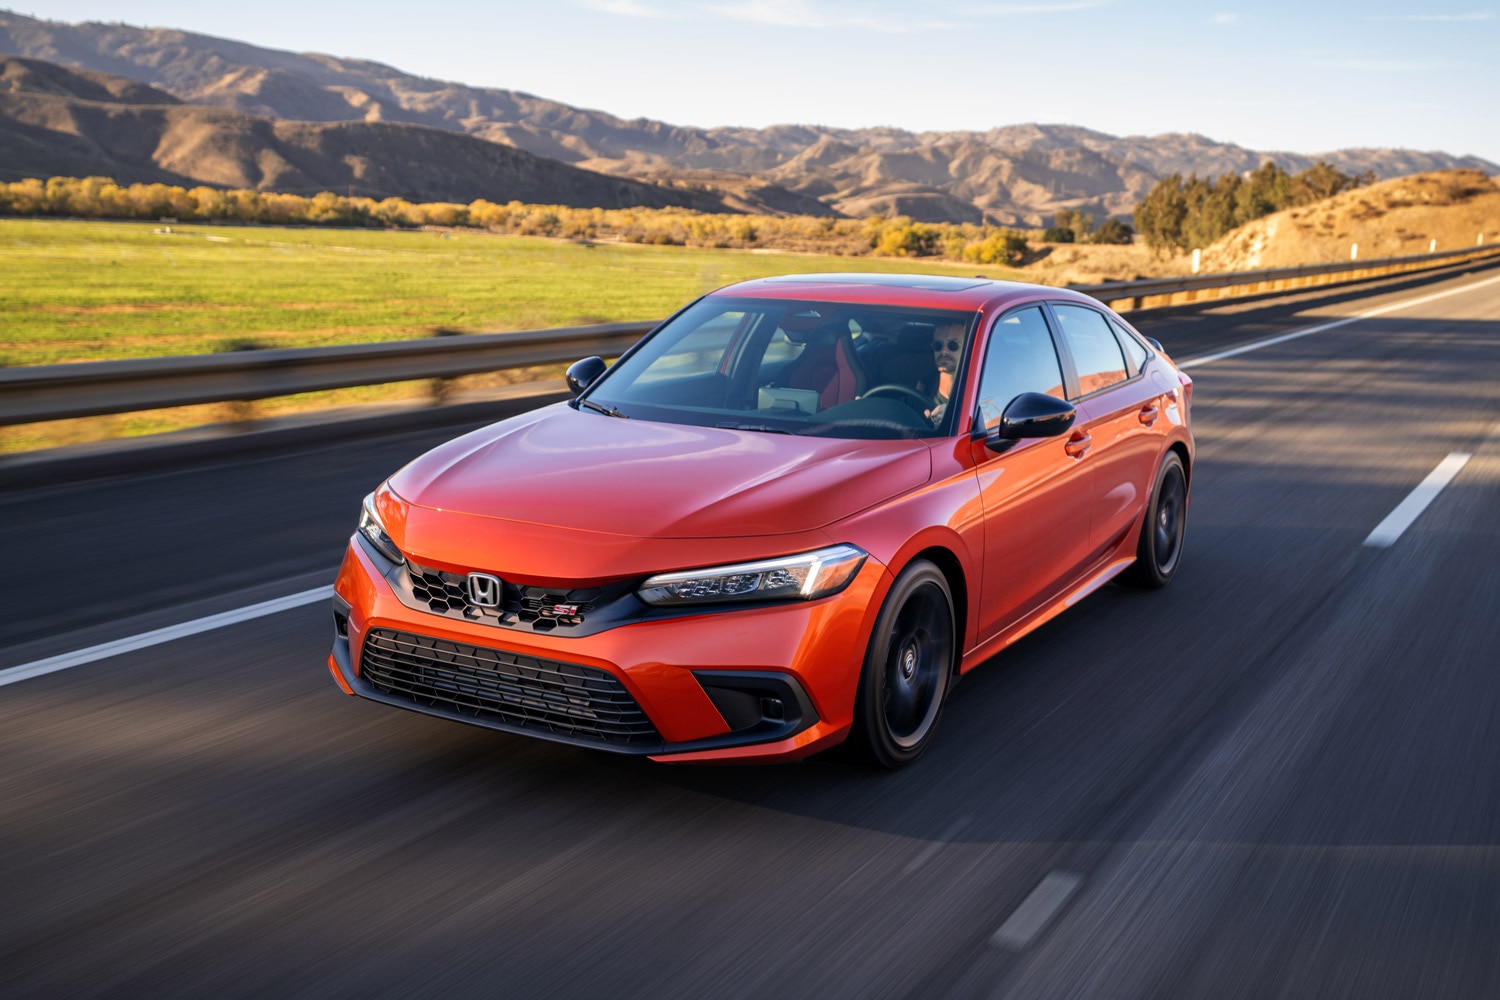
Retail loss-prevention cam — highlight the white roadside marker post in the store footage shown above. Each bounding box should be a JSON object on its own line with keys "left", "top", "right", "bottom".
{"left": 1430, "top": 239, "right": 1437, "bottom": 253}
{"left": 1191, "top": 248, "right": 1201, "bottom": 274}
{"left": 1351, "top": 242, "right": 1358, "bottom": 261}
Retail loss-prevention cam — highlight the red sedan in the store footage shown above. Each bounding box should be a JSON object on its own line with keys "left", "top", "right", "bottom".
{"left": 327, "top": 274, "right": 1193, "bottom": 767}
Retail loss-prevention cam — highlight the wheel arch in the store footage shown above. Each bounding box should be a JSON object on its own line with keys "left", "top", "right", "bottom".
{"left": 1167, "top": 439, "right": 1192, "bottom": 490}
{"left": 904, "top": 545, "right": 968, "bottom": 672}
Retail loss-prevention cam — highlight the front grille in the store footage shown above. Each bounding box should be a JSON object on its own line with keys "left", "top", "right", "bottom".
{"left": 360, "top": 629, "right": 660, "bottom": 745}
{"left": 404, "top": 561, "right": 605, "bottom": 631}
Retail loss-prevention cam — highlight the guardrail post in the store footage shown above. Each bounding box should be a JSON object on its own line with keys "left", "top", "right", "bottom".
{"left": 218, "top": 339, "right": 266, "bottom": 429}
{"left": 429, "top": 328, "right": 462, "bottom": 403}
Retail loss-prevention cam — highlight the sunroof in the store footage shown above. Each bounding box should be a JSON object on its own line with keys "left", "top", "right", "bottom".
{"left": 763, "top": 273, "right": 990, "bottom": 291}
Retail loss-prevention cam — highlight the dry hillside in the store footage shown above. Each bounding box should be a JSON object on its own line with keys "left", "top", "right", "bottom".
{"left": 1202, "top": 170, "right": 1500, "bottom": 271}
{"left": 4, "top": 12, "right": 1495, "bottom": 224}
{"left": 0, "top": 57, "right": 733, "bottom": 210}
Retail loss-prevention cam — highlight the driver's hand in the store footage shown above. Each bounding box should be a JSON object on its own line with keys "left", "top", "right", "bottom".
{"left": 925, "top": 401, "right": 946, "bottom": 425}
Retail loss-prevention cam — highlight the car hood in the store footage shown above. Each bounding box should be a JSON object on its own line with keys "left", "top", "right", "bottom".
{"left": 389, "top": 403, "right": 933, "bottom": 539}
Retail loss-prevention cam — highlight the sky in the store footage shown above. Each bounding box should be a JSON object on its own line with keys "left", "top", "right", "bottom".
{"left": 19, "top": 0, "right": 1500, "bottom": 162}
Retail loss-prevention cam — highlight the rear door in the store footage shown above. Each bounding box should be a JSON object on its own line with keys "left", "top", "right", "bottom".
{"left": 971, "top": 305, "right": 1097, "bottom": 643}
{"left": 1047, "top": 302, "right": 1167, "bottom": 557}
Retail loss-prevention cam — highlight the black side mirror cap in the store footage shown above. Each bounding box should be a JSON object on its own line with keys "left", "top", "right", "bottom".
{"left": 565, "top": 356, "right": 607, "bottom": 397}
{"left": 984, "top": 392, "right": 1076, "bottom": 450}
{"left": 1146, "top": 337, "right": 1164, "bottom": 352}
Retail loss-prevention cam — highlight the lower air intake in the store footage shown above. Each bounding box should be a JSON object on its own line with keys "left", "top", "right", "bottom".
{"left": 360, "top": 629, "right": 660, "bottom": 746}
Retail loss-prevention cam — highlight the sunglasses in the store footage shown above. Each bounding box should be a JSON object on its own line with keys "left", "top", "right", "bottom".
{"left": 932, "top": 339, "right": 961, "bottom": 352}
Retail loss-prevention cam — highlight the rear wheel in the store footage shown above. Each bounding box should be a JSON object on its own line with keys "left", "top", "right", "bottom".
{"left": 850, "top": 560, "right": 955, "bottom": 768}
{"left": 1120, "top": 451, "right": 1187, "bottom": 589}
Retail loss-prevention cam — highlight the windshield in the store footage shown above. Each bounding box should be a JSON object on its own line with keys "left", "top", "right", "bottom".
{"left": 582, "top": 297, "right": 977, "bottom": 439}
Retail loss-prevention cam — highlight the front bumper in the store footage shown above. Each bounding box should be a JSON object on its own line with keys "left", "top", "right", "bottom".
{"left": 328, "top": 536, "right": 888, "bottom": 763}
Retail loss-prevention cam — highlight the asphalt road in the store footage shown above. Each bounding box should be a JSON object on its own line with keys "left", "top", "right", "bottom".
{"left": 2, "top": 264, "right": 1499, "bottom": 998}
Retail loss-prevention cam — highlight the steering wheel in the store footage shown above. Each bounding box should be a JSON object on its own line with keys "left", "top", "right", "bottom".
{"left": 859, "top": 383, "right": 937, "bottom": 410}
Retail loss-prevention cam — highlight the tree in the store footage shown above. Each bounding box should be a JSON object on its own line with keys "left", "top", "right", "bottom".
{"left": 1133, "top": 160, "right": 1366, "bottom": 255}
{"left": 1135, "top": 173, "right": 1191, "bottom": 254}
{"left": 1090, "top": 218, "right": 1133, "bottom": 244}
{"left": 1054, "top": 209, "right": 1095, "bottom": 241}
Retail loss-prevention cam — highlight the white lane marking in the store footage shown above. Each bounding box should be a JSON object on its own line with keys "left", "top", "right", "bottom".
{"left": 1363, "top": 453, "right": 1472, "bottom": 548}
{"left": 0, "top": 586, "right": 334, "bottom": 689}
{"left": 1178, "top": 271, "right": 1500, "bottom": 369}
{"left": 903, "top": 815, "right": 972, "bottom": 875}
{"left": 990, "top": 870, "right": 1083, "bottom": 950}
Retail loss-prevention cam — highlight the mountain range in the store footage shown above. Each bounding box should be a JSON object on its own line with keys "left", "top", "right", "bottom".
{"left": 3, "top": 11, "right": 1496, "bottom": 224}
{"left": 0, "top": 56, "right": 734, "bottom": 211}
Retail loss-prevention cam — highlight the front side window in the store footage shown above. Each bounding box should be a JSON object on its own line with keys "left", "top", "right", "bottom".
{"left": 1052, "top": 303, "right": 1129, "bottom": 397}
{"left": 975, "top": 306, "right": 1066, "bottom": 433}
{"left": 584, "top": 297, "right": 977, "bottom": 440}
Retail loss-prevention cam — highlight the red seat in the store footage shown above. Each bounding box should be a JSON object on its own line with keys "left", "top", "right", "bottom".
{"left": 782, "top": 328, "right": 867, "bottom": 409}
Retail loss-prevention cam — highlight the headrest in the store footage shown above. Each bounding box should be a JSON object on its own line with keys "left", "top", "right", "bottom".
{"left": 894, "top": 323, "right": 937, "bottom": 351}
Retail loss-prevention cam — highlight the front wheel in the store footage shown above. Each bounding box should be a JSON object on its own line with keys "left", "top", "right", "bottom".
{"left": 1120, "top": 451, "right": 1188, "bottom": 589}
{"left": 849, "top": 560, "right": 955, "bottom": 768}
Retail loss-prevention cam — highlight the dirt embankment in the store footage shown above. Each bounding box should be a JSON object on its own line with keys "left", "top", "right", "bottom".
{"left": 1202, "top": 170, "right": 1500, "bottom": 271}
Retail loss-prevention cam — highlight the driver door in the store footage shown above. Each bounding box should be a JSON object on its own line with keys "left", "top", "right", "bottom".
{"left": 971, "top": 306, "right": 1097, "bottom": 643}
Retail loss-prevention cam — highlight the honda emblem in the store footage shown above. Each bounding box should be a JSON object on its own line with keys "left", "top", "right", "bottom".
{"left": 467, "top": 572, "right": 502, "bottom": 607}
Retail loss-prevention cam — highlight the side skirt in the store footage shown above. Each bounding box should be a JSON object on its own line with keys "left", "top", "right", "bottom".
{"left": 958, "top": 555, "right": 1137, "bottom": 674}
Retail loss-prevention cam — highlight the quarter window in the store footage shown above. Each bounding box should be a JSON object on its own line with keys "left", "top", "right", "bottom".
{"left": 975, "top": 307, "right": 1066, "bottom": 433}
{"left": 1109, "top": 316, "right": 1150, "bottom": 375}
{"left": 1053, "top": 304, "right": 1128, "bottom": 396}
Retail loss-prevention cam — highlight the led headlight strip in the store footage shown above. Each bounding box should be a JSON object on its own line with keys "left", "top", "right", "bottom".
{"left": 358, "top": 491, "right": 405, "bottom": 564}
{"left": 638, "top": 544, "right": 867, "bottom": 607}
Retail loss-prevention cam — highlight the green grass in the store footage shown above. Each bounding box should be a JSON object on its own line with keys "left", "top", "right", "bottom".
{"left": 0, "top": 218, "right": 1022, "bottom": 366}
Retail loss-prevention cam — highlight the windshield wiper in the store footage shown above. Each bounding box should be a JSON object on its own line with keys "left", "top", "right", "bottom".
{"left": 579, "top": 398, "right": 629, "bottom": 419}
{"left": 715, "top": 421, "right": 795, "bottom": 434}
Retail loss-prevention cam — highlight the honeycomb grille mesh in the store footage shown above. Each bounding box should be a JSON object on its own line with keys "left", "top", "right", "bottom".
{"left": 360, "top": 629, "right": 660, "bottom": 745}
{"left": 403, "top": 561, "right": 602, "bottom": 630}
{"left": 407, "top": 564, "right": 471, "bottom": 615}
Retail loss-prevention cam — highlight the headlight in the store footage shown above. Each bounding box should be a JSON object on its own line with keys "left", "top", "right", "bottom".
{"left": 638, "top": 544, "right": 867, "bottom": 607}
{"left": 357, "top": 491, "right": 404, "bottom": 564}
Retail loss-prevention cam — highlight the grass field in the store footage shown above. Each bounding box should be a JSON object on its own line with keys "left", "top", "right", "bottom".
{"left": 0, "top": 218, "right": 1022, "bottom": 454}
{"left": 0, "top": 218, "right": 1021, "bottom": 366}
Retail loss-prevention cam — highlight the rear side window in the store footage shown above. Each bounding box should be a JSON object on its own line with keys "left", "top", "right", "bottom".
{"left": 975, "top": 306, "right": 1066, "bottom": 433}
{"left": 1052, "top": 304, "right": 1128, "bottom": 397}
{"left": 1109, "top": 316, "right": 1150, "bottom": 375}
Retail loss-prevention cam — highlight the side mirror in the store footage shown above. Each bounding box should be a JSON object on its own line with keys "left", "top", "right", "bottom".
{"left": 985, "top": 392, "right": 1076, "bottom": 450}
{"left": 565, "top": 356, "right": 607, "bottom": 397}
{"left": 1146, "top": 337, "right": 1165, "bottom": 352}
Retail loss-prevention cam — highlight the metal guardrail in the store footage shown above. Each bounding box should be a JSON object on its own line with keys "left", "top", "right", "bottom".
{"left": 4, "top": 242, "right": 1499, "bottom": 427}
{"left": 0, "top": 321, "right": 655, "bottom": 426}
{"left": 1085, "top": 243, "right": 1500, "bottom": 309}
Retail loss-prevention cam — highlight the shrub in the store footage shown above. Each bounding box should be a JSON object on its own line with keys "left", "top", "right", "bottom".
{"left": 961, "top": 229, "right": 1028, "bottom": 265}
{"left": 1053, "top": 209, "right": 1094, "bottom": 240}
{"left": 1090, "top": 218, "right": 1134, "bottom": 244}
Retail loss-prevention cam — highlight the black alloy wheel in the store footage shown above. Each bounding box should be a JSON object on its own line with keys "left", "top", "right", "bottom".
{"left": 1120, "top": 451, "right": 1188, "bottom": 589}
{"left": 850, "top": 559, "right": 955, "bottom": 768}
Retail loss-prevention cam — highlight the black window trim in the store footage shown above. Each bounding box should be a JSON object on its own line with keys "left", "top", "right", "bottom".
{"left": 1106, "top": 312, "right": 1155, "bottom": 376}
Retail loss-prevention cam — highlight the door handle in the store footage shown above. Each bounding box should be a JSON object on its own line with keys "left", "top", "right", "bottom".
{"left": 1064, "top": 431, "right": 1092, "bottom": 458}
{"left": 1138, "top": 404, "right": 1159, "bottom": 426}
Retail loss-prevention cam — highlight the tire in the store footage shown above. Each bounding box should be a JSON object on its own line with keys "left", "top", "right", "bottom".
{"left": 1120, "top": 451, "right": 1188, "bottom": 590}
{"left": 849, "top": 559, "right": 955, "bottom": 768}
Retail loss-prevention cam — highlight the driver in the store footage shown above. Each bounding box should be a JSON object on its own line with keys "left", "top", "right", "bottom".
{"left": 926, "top": 322, "right": 963, "bottom": 423}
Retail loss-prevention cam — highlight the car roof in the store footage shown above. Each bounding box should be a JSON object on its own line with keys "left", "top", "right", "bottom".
{"left": 709, "top": 272, "right": 1103, "bottom": 314}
